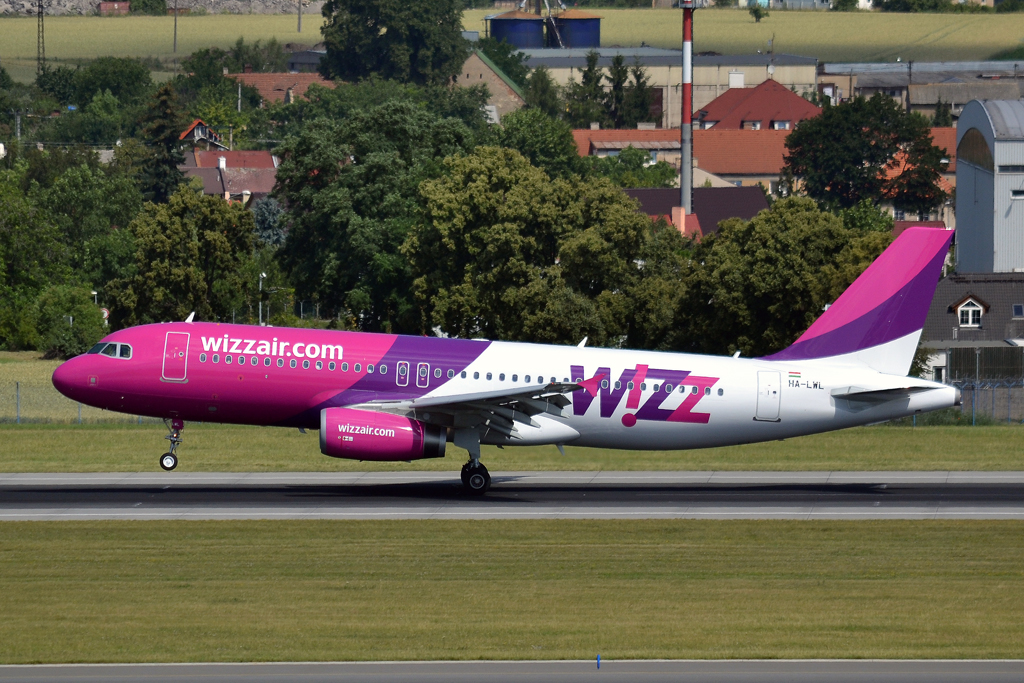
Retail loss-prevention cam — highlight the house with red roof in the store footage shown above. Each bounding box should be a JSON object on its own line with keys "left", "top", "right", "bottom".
{"left": 179, "top": 119, "right": 227, "bottom": 151}
{"left": 696, "top": 79, "right": 821, "bottom": 131}
{"left": 227, "top": 72, "right": 336, "bottom": 106}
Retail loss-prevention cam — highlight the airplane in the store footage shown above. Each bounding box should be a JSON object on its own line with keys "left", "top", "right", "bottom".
{"left": 52, "top": 226, "right": 958, "bottom": 494}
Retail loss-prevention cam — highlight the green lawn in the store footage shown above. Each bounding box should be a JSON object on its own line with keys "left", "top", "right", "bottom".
{"left": 0, "top": 520, "right": 1021, "bottom": 662}
{"left": 3, "top": 10, "right": 1024, "bottom": 82}
{"left": 1, "top": 422, "right": 1023, "bottom": 472}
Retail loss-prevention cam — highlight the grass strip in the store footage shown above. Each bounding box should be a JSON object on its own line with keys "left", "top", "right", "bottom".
{"left": 1, "top": 423, "right": 1023, "bottom": 472}
{"left": 0, "top": 520, "right": 1021, "bottom": 663}
{"left": 3, "top": 10, "right": 1024, "bottom": 82}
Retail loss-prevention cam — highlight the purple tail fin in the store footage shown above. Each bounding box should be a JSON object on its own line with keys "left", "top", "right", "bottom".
{"left": 765, "top": 226, "right": 953, "bottom": 374}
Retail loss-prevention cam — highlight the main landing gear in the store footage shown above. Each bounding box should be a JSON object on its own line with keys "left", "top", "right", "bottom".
{"left": 160, "top": 418, "right": 184, "bottom": 471}
{"left": 461, "top": 461, "right": 490, "bottom": 495}
{"left": 454, "top": 428, "right": 490, "bottom": 495}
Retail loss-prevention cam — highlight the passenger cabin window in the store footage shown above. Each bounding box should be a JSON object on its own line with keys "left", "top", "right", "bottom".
{"left": 1014, "top": 304, "right": 1024, "bottom": 319}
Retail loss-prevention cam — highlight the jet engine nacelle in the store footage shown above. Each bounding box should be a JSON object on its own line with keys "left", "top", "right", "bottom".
{"left": 319, "top": 407, "right": 446, "bottom": 461}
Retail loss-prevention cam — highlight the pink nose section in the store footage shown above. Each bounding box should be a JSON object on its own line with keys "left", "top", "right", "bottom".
{"left": 52, "top": 359, "right": 83, "bottom": 400}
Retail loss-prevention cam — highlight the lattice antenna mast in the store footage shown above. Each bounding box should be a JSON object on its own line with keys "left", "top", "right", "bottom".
{"left": 36, "top": 0, "right": 45, "bottom": 75}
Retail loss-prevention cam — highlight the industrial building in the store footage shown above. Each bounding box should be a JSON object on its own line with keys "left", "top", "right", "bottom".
{"left": 955, "top": 99, "right": 1024, "bottom": 273}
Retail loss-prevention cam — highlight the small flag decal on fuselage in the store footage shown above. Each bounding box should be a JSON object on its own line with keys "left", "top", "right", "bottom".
{"left": 789, "top": 372, "right": 801, "bottom": 378}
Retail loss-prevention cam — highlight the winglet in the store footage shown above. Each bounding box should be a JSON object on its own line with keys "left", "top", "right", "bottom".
{"left": 576, "top": 373, "right": 606, "bottom": 397}
{"left": 577, "top": 337, "right": 588, "bottom": 348}
{"left": 185, "top": 311, "right": 195, "bottom": 323}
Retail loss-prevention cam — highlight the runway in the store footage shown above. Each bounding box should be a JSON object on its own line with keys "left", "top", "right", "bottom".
{"left": 1, "top": 471, "right": 1023, "bottom": 520}
{"left": 0, "top": 660, "right": 1022, "bottom": 683}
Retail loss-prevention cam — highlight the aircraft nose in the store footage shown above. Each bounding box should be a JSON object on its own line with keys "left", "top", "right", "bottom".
{"left": 52, "top": 357, "right": 88, "bottom": 401}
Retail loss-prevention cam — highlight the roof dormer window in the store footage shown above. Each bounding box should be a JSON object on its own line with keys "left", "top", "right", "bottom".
{"left": 958, "top": 299, "right": 983, "bottom": 327}
{"left": 772, "top": 120, "right": 790, "bottom": 130}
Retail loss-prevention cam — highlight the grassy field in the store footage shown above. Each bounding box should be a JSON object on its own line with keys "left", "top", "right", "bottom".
{"left": 3, "top": 10, "right": 1024, "bottom": 82}
{"left": 2, "top": 423, "right": 1023, "bottom": 472}
{"left": 0, "top": 520, "right": 1021, "bottom": 662}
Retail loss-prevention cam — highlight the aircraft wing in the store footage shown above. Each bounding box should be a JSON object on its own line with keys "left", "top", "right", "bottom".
{"left": 361, "top": 376, "right": 603, "bottom": 439}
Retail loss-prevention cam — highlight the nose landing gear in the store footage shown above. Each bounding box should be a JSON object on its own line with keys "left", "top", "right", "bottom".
{"left": 160, "top": 418, "right": 184, "bottom": 471}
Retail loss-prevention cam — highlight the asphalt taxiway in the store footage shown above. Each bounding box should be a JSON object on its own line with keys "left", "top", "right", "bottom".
{"left": 0, "top": 660, "right": 1022, "bottom": 683}
{"left": 1, "top": 471, "right": 1023, "bottom": 520}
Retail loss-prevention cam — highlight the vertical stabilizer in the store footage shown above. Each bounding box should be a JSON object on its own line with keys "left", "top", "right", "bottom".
{"left": 764, "top": 227, "right": 952, "bottom": 375}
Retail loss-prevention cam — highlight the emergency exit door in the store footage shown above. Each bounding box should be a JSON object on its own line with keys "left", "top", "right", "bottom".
{"left": 162, "top": 332, "right": 189, "bottom": 382}
{"left": 755, "top": 371, "right": 780, "bottom": 421}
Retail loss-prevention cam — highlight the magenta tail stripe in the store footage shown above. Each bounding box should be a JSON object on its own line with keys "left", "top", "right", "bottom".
{"left": 765, "top": 227, "right": 952, "bottom": 362}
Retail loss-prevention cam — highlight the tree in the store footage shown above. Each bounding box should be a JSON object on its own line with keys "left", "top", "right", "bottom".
{"left": 783, "top": 93, "right": 948, "bottom": 213}
{"left": 604, "top": 54, "right": 629, "bottom": 129}
{"left": 138, "top": 85, "right": 185, "bottom": 204}
{"left": 35, "top": 285, "right": 105, "bottom": 359}
{"left": 0, "top": 65, "right": 14, "bottom": 91}
{"left": 406, "top": 146, "right": 663, "bottom": 346}
{"left": 831, "top": 0, "right": 859, "bottom": 10}
{"left": 498, "top": 107, "right": 582, "bottom": 179}
{"left": 621, "top": 60, "right": 656, "bottom": 128}
{"left": 749, "top": 5, "right": 769, "bottom": 21}
{"left": 106, "top": 180, "right": 257, "bottom": 328}
{"left": 274, "top": 101, "right": 475, "bottom": 332}
{"left": 587, "top": 146, "right": 677, "bottom": 188}
{"left": 0, "top": 167, "right": 69, "bottom": 350}
{"left": 838, "top": 199, "right": 894, "bottom": 233}
{"left": 524, "top": 66, "right": 560, "bottom": 119}
{"left": 71, "top": 57, "right": 153, "bottom": 109}
{"left": 933, "top": 97, "right": 953, "bottom": 127}
{"left": 669, "top": 197, "right": 890, "bottom": 357}
{"left": 563, "top": 51, "right": 606, "bottom": 128}
{"left": 477, "top": 38, "right": 529, "bottom": 89}
{"left": 319, "top": 0, "right": 469, "bottom": 86}
{"left": 251, "top": 196, "right": 286, "bottom": 246}
{"left": 35, "top": 65, "right": 77, "bottom": 107}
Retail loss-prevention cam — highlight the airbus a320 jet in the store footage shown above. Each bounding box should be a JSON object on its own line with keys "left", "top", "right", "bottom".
{"left": 53, "top": 227, "right": 958, "bottom": 494}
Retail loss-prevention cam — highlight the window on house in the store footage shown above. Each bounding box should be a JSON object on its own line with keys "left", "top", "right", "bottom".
{"left": 772, "top": 120, "right": 790, "bottom": 130}
{"left": 958, "top": 300, "right": 982, "bottom": 327}
{"left": 1012, "top": 190, "right": 1024, "bottom": 199}
{"left": 744, "top": 120, "right": 761, "bottom": 130}
{"left": 1013, "top": 304, "right": 1024, "bottom": 318}
{"left": 894, "top": 209, "right": 906, "bottom": 221}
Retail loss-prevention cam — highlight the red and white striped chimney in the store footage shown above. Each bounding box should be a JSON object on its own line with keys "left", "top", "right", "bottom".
{"left": 681, "top": 1, "right": 694, "bottom": 216}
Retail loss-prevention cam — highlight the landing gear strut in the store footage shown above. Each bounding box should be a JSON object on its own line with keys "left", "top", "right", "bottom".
{"left": 161, "top": 418, "right": 184, "bottom": 471}
{"left": 454, "top": 428, "right": 490, "bottom": 495}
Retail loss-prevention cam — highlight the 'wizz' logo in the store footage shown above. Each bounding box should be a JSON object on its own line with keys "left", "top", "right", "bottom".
{"left": 571, "top": 365, "right": 718, "bottom": 426}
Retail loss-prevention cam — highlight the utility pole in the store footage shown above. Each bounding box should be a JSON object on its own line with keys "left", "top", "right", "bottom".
{"left": 297, "top": 0, "right": 302, "bottom": 33}
{"left": 173, "top": 0, "right": 178, "bottom": 54}
{"left": 36, "top": 0, "right": 45, "bottom": 75}
{"left": 680, "top": 0, "right": 693, "bottom": 216}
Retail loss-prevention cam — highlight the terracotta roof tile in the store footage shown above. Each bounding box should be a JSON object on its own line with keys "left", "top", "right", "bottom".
{"left": 694, "top": 129, "right": 789, "bottom": 176}
{"left": 227, "top": 72, "right": 336, "bottom": 104}
{"left": 699, "top": 80, "right": 820, "bottom": 130}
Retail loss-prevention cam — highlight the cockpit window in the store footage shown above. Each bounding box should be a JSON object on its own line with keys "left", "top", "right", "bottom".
{"left": 89, "top": 342, "right": 132, "bottom": 359}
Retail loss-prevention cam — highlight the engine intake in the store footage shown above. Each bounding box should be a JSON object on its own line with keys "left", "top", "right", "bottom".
{"left": 319, "top": 407, "right": 446, "bottom": 461}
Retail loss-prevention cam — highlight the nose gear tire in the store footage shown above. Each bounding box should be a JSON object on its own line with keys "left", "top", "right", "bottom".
{"left": 160, "top": 453, "right": 178, "bottom": 471}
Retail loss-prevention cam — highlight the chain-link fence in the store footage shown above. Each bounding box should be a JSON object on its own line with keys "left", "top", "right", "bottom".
{"left": 0, "top": 380, "right": 161, "bottom": 424}
{"left": 952, "top": 380, "right": 1024, "bottom": 425}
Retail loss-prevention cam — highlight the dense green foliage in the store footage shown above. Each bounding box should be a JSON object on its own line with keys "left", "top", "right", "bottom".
{"left": 670, "top": 197, "right": 892, "bottom": 357}
{"left": 406, "top": 146, "right": 686, "bottom": 348}
{"left": 319, "top": 0, "right": 469, "bottom": 86}
{"left": 476, "top": 38, "right": 530, "bottom": 89}
{"left": 274, "top": 100, "right": 476, "bottom": 333}
{"left": 784, "top": 93, "right": 948, "bottom": 214}
{"left": 106, "top": 180, "right": 258, "bottom": 328}
{"left": 0, "top": 32, "right": 954, "bottom": 360}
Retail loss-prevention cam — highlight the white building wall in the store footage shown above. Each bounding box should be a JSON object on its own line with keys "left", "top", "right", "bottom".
{"left": 993, "top": 140, "right": 1024, "bottom": 272}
